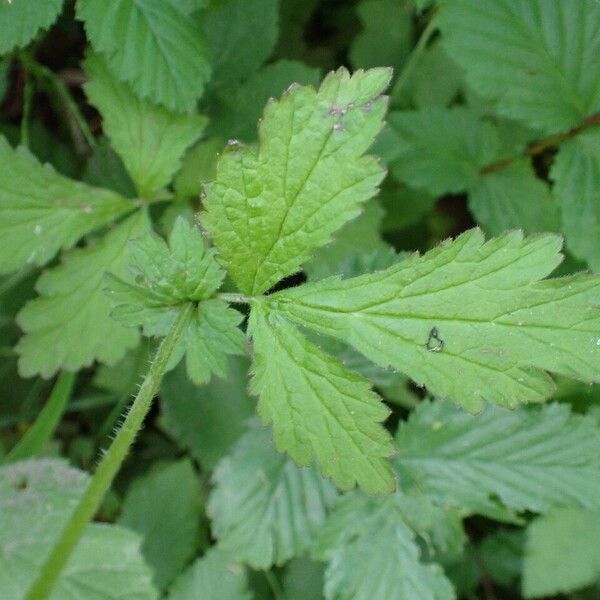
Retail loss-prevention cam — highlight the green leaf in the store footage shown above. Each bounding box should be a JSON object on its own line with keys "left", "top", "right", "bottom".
{"left": 522, "top": 509, "right": 600, "bottom": 598}
{"left": 248, "top": 302, "right": 394, "bottom": 493}
{"left": 208, "top": 424, "right": 338, "bottom": 569}
{"left": 349, "top": 0, "right": 412, "bottom": 72}
{"left": 388, "top": 107, "right": 500, "bottom": 196}
{"left": 479, "top": 530, "right": 523, "bottom": 588}
{"left": 202, "top": 0, "right": 279, "bottom": 89}
{"left": 314, "top": 492, "right": 456, "bottom": 600}
{"left": 16, "top": 210, "right": 150, "bottom": 378}
{"left": 269, "top": 229, "right": 600, "bottom": 411}
{"left": 395, "top": 400, "right": 600, "bottom": 516}
{"left": 0, "top": 135, "right": 132, "bottom": 275}
{"left": 83, "top": 53, "right": 207, "bottom": 198}
{"left": 0, "top": 0, "right": 63, "bottom": 54}
{"left": 77, "top": 0, "right": 211, "bottom": 112}
{"left": 82, "top": 137, "right": 136, "bottom": 198}
{"left": 173, "top": 137, "right": 221, "bottom": 201}
{"left": 439, "top": 0, "right": 600, "bottom": 134}
{"left": 283, "top": 557, "right": 326, "bottom": 600}
{"left": 203, "top": 67, "right": 391, "bottom": 295}
{"left": 168, "top": 0, "right": 208, "bottom": 15}
{"left": 160, "top": 356, "right": 255, "bottom": 470}
{"left": 118, "top": 459, "right": 202, "bottom": 589}
{"left": 550, "top": 128, "right": 600, "bottom": 271}
{"left": 469, "top": 160, "right": 559, "bottom": 235}
{"left": 168, "top": 548, "right": 251, "bottom": 600}
{"left": 0, "top": 459, "right": 157, "bottom": 600}
{"left": 105, "top": 218, "right": 245, "bottom": 384}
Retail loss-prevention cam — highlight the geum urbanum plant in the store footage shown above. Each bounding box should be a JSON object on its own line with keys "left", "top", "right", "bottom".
{"left": 13, "top": 63, "right": 600, "bottom": 599}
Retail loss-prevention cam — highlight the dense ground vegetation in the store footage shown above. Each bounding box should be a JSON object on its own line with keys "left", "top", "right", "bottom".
{"left": 1, "top": 0, "right": 600, "bottom": 599}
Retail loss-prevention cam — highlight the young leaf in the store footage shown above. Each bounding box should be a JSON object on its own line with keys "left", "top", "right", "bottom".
{"left": 0, "top": 136, "right": 132, "bottom": 275}
{"left": 550, "top": 128, "right": 600, "bottom": 271}
{"left": 118, "top": 459, "right": 202, "bottom": 589}
{"left": 0, "top": 0, "right": 64, "bottom": 54}
{"left": 16, "top": 210, "right": 151, "bottom": 378}
{"left": 0, "top": 459, "right": 157, "bottom": 600}
{"left": 105, "top": 218, "right": 245, "bottom": 384}
{"left": 269, "top": 229, "right": 600, "bottom": 411}
{"left": 202, "top": 0, "right": 279, "bottom": 89}
{"left": 388, "top": 107, "right": 500, "bottom": 196}
{"left": 248, "top": 302, "right": 395, "bottom": 493}
{"left": 439, "top": 0, "right": 600, "bottom": 133}
{"left": 203, "top": 67, "right": 391, "bottom": 295}
{"left": 395, "top": 400, "right": 600, "bottom": 516}
{"left": 522, "top": 509, "right": 600, "bottom": 598}
{"left": 83, "top": 54, "right": 207, "bottom": 198}
{"left": 160, "top": 357, "right": 255, "bottom": 470}
{"left": 208, "top": 425, "right": 338, "bottom": 569}
{"left": 314, "top": 492, "right": 456, "bottom": 600}
{"left": 469, "top": 160, "right": 559, "bottom": 235}
{"left": 168, "top": 548, "right": 251, "bottom": 600}
{"left": 77, "top": 0, "right": 211, "bottom": 112}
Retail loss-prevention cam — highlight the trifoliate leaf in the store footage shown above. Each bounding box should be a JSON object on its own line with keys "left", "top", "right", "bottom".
{"left": 388, "top": 107, "right": 500, "bottom": 196}
{"left": 248, "top": 302, "right": 395, "bottom": 493}
{"left": 208, "top": 425, "right": 338, "bottom": 569}
{"left": 522, "top": 509, "right": 600, "bottom": 598}
{"left": 77, "top": 0, "right": 211, "bottom": 112}
{"left": 16, "top": 210, "right": 150, "bottom": 378}
{"left": 0, "top": 0, "right": 63, "bottom": 54}
{"left": 105, "top": 218, "right": 245, "bottom": 384}
{"left": 469, "top": 160, "right": 559, "bottom": 235}
{"left": 202, "top": 0, "right": 279, "bottom": 89}
{"left": 160, "top": 357, "right": 255, "bottom": 470}
{"left": 395, "top": 400, "right": 600, "bottom": 516}
{"left": 203, "top": 67, "right": 391, "bottom": 295}
{"left": 118, "top": 459, "right": 202, "bottom": 589}
{"left": 168, "top": 548, "right": 251, "bottom": 600}
{"left": 0, "top": 459, "right": 158, "bottom": 600}
{"left": 349, "top": 0, "right": 412, "bottom": 72}
{"left": 83, "top": 54, "right": 207, "bottom": 198}
{"left": 0, "top": 136, "right": 132, "bottom": 275}
{"left": 314, "top": 492, "right": 456, "bottom": 600}
{"left": 550, "top": 128, "right": 600, "bottom": 272}
{"left": 269, "top": 229, "right": 600, "bottom": 411}
{"left": 439, "top": 0, "right": 600, "bottom": 134}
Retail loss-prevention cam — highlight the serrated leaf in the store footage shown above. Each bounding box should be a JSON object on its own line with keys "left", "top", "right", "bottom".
{"left": 160, "top": 356, "right": 255, "bottom": 470}
{"left": 522, "top": 509, "right": 600, "bottom": 598}
{"left": 16, "top": 210, "right": 150, "bottom": 378}
{"left": 0, "top": 136, "right": 132, "bottom": 275}
{"left": 248, "top": 302, "right": 394, "bottom": 493}
{"left": 469, "top": 160, "right": 559, "bottom": 235}
{"left": 202, "top": 0, "right": 279, "bottom": 89}
{"left": 0, "top": 459, "right": 157, "bottom": 600}
{"left": 0, "top": 0, "right": 63, "bottom": 54}
{"left": 118, "top": 459, "right": 202, "bottom": 589}
{"left": 77, "top": 0, "right": 211, "bottom": 112}
{"left": 314, "top": 492, "right": 456, "bottom": 600}
{"left": 105, "top": 218, "right": 245, "bottom": 384}
{"left": 83, "top": 53, "right": 207, "bottom": 198}
{"left": 269, "top": 228, "right": 600, "bottom": 411}
{"left": 203, "top": 67, "right": 391, "bottom": 295}
{"left": 168, "top": 548, "right": 251, "bottom": 600}
{"left": 388, "top": 107, "right": 500, "bottom": 196}
{"left": 349, "top": 0, "right": 412, "bottom": 72}
{"left": 395, "top": 400, "right": 600, "bottom": 516}
{"left": 208, "top": 425, "right": 338, "bottom": 569}
{"left": 439, "top": 0, "right": 600, "bottom": 134}
{"left": 551, "top": 128, "right": 600, "bottom": 272}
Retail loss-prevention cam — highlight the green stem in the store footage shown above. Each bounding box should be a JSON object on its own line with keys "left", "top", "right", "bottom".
{"left": 24, "top": 303, "right": 193, "bottom": 600}
{"left": 20, "top": 70, "right": 34, "bottom": 148}
{"left": 391, "top": 8, "right": 441, "bottom": 102}
{"left": 218, "top": 292, "right": 252, "bottom": 304}
{"left": 19, "top": 52, "right": 96, "bottom": 152}
{"left": 4, "top": 371, "right": 76, "bottom": 464}
{"left": 264, "top": 570, "right": 285, "bottom": 600}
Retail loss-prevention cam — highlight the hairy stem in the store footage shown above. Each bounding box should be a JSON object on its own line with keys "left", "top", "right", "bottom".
{"left": 24, "top": 303, "right": 193, "bottom": 600}
{"left": 19, "top": 52, "right": 96, "bottom": 153}
{"left": 4, "top": 371, "right": 76, "bottom": 464}
{"left": 218, "top": 292, "right": 252, "bottom": 304}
